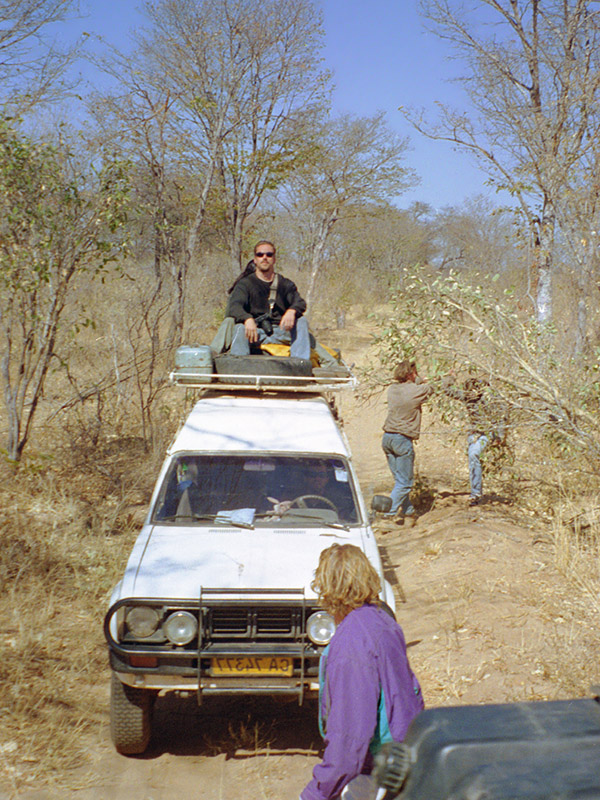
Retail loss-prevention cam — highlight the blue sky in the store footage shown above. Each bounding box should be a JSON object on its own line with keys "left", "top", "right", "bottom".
{"left": 321, "top": 0, "right": 490, "bottom": 210}
{"left": 71, "top": 0, "right": 490, "bottom": 211}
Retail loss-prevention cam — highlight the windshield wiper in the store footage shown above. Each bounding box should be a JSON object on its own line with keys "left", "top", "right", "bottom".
{"left": 157, "top": 513, "right": 255, "bottom": 529}
{"left": 157, "top": 513, "right": 216, "bottom": 522}
{"left": 271, "top": 509, "right": 350, "bottom": 531}
{"left": 214, "top": 517, "right": 254, "bottom": 529}
{"left": 320, "top": 521, "right": 350, "bottom": 532}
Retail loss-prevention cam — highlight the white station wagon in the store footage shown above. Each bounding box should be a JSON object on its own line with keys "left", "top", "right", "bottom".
{"left": 105, "top": 385, "right": 394, "bottom": 754}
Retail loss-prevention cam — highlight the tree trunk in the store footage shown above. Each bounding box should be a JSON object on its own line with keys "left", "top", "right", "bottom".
{"left": 575, "top": 297, "right": 587, "bottom": 356}
{"left": 306, "top": 211, "right": 338, "bottom": 309}
{"left": 574, "top": 258, "right": 593, "bottom": 356}
{"left": 532, "top": 209, "right": 555, "bottom": 325}
{"left": 230, "top": 217, "right": 244, "bottom": 276}
{"left": 1, "top": 349, "right": 20, "bottom": 463}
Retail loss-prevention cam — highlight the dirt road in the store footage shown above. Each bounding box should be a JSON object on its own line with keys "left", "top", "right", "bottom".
{"left": 5, "top": 325, "right": 598, "bottom": 800}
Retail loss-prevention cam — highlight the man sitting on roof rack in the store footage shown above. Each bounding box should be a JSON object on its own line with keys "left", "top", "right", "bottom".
{"left": 228, "top": 240, "right": 311, "bottom": 361}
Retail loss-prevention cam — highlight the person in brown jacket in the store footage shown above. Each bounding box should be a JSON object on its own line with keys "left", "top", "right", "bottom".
{"left": 381, "top": 359, "right": 432, "bottom": 525}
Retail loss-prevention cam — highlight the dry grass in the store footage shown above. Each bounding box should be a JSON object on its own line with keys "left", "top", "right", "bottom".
{"left": 0, "top": 427, "right": 162, "bottom": 793}
{"left": 1, "top": 304, "right": 600, "bottom": 796}
{"left": 550, "top": 491, "right": 600, "bottom": 692}
{"left": 381, "top": 425, "right": 600, "bottom": 713}
{"left": 553, "top": 496, "right": 600, "bottom": 579}
{"left": 201, "top": 716, "right": 277, "bottom": 758}
{"left": 352, "top": 309, "right": 600, "bottom": 708}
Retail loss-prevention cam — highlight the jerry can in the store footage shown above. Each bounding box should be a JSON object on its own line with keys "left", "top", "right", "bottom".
{"left": 173, "top": 345, "right": 213, "bottom": 384}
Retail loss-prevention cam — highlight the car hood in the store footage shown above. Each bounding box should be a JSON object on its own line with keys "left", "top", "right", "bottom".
{"left": 117, "top": 524, "right": 357, "bottom": 601}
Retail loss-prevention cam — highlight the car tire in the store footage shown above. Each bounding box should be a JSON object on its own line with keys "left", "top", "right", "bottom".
{"left": 110, "top": 672, "right": 154, "bottom": 755}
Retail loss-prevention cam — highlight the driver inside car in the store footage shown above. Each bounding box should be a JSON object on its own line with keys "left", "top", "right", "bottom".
{"left": 301, "top": 461, "right": 331, "bottom": 497}
{"left": 268, "top": 460, "right": 355, "bottom": 520}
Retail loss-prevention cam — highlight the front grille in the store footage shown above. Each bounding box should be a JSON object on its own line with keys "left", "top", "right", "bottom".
{"left": 211, "top": 608, "right": 248, "bottom": 634}
{"left": 205, "top": 606, "right": 306, "bottom": 641}
{"left": 257, "top": 608, "right": 294, "bottom": 634}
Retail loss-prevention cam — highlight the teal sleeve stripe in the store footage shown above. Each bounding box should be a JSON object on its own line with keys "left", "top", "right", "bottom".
{"left": 318, "top": 644, "right": 330, "bottom": 740}
{"left": 369, "top": 687, "right": 393, "bottom": 755}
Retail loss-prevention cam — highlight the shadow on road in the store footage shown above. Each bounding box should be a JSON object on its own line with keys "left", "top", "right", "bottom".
{"left": 139, "top": 693, "right": 321, "bottom": 759}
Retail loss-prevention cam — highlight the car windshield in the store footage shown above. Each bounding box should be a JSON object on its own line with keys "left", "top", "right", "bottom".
{"left": 152, "top": 454, "right": 360, "bottom": 526}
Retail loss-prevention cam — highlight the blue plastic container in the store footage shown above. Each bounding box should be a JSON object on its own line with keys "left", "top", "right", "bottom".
{"left": 173, "top": 345, "right": 213, "bottom": 384}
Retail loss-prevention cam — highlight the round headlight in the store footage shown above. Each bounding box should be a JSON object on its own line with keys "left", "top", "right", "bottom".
{"left": 125, "top": 606, "right": 160, "bottom": 638}
{"left": 307, "top": 611, "right": 336, "bottom": 646}
{"left": 163, "top": 611, "right": 198, "bottom": 645}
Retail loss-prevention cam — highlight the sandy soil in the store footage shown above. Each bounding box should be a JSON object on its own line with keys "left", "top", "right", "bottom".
{"left": 4, "top": 319, "right": 599, "bottom": 800}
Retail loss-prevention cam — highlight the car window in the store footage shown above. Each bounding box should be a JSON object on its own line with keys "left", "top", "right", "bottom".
{"left": 152, "top": 455, "right": 359, "bottom": 525}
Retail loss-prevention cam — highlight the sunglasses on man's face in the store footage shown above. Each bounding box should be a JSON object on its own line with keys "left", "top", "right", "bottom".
{"left": 255, "top": 251, "right": 274, "bottom": 258}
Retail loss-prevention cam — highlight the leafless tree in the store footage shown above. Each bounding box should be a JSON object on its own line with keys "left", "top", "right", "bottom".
{"left": 90, "top": 0, "right": 329, "bottom": 364}
{"left": 0, "top": 0, "right": 82, "bottom": 110}
{"left": 407, "top": 0, "right": 600, "bottom": 328}
{"left": 279, "top": 112, "right": 417, "bottom": 307}
{"left": 334, "top": 203, "right": 434, "bottom": 278}
{"left": 136, "top": 0, "right": 329, "bottom": 276}
{"left": 89, "top": 58, "right": 189, "bottom": 347}
{"left": 432, "top": 195, "right": 520, "bottom": 275}
{"left": 554, "top": 141, "right": 600, "bottom": 353}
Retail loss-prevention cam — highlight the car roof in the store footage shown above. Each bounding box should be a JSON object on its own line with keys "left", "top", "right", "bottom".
{"left": 168, "top": 394, "right": 349, "bottom": 456}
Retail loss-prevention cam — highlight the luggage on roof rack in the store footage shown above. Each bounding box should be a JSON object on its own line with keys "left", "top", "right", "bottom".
{"left": 169, "top": 345, "right": 356, "bottom": 392}
{"left": 213, "top": 353, "right": 313, "bottom": 385}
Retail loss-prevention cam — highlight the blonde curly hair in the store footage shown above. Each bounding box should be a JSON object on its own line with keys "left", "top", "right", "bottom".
{"left": 311, "top": 544, "right": 381, "bottom": 621}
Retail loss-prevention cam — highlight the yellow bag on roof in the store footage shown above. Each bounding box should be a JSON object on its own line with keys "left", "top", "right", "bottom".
{"left": 260, "top": 342, "right": 320, "bottom": 368}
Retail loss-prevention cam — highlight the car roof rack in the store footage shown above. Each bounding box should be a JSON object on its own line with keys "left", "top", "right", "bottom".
{"left": 169, "top": 369, "right": 357, "bottom": 393}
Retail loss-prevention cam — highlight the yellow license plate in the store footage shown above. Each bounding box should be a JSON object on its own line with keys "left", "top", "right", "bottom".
{"left": 211, "top": 656, "right": 293, "bottom": 676}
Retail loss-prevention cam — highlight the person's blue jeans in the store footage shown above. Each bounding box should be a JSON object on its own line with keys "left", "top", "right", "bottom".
{"left": 230, "top": 316, "right": 310, "bottom": 359}
{"left": 467, "top": 433, "right": 488, "bottom": 499}
{"left": 381, "top": 432, "right": 415, "bottom": 516}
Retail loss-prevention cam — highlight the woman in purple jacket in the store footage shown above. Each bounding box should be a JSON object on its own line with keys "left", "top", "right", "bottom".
{"left": 300, "top": 544, "right": 424, "bottom": 800}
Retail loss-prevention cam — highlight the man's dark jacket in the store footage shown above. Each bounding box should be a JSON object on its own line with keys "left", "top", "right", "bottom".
{"left": 228, "top": 273, "right": 306, "bottom": 326}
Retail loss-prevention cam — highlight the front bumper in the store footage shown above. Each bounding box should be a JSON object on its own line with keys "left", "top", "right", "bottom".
{"left": 108, "top": 644, "right": 321, "bottom": 697}
{"left": 105, "top": 589, "right": 324, "bottom": 703}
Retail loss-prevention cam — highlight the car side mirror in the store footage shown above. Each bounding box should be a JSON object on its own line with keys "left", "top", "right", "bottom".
{"left": 371, "top": 495, "right": 392, "bottom": 513}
